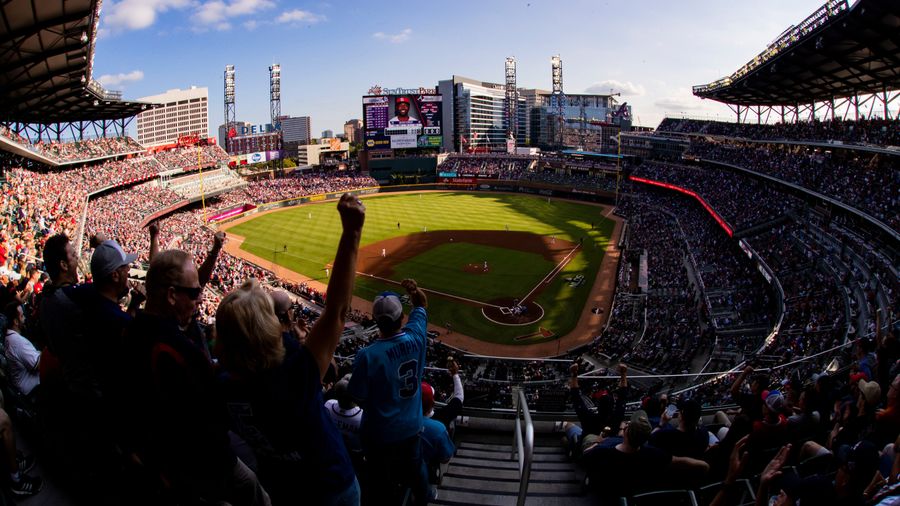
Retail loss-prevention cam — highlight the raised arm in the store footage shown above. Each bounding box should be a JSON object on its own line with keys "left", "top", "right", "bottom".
{"left": 402, "top": 278, "right": 427, "bottom": 309}
{"left": 731, "top": 365, "right": 753, "bottom": 399}
{"left": 148, "top": 222, "right": 160, "bottom": 262}
{"left": 306, "top": 194, "right": 365, "bottom": 381}
{"left": 197, "top": 231, "right": 225, "bottom": 288}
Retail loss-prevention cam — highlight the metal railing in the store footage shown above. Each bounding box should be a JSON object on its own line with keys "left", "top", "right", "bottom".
{"left": 511, "top": 388, "right": 534, "bottom": 506}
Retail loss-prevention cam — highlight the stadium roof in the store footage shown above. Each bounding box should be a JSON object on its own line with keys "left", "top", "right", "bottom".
{"left": 0, "top": 0, "right": 156, "bottom": 124}
{"left": 693, "top": 0, "right": 900, "bottom": 106}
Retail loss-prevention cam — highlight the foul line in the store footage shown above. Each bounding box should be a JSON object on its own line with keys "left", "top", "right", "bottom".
{"left": 355, "top": 271, "right": 505, "bottom": 309}
{"left": 481, "top": 302, "right": 545, "bottom": 327}
{"left": 519, "top": 244, "right": 581, "bottom": 303}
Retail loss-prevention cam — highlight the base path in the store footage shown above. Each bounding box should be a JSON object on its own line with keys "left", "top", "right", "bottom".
{"left": 220, "top": 191, "right": 623, "bottom": 358}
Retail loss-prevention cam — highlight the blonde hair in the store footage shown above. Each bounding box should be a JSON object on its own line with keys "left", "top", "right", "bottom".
{"left": 216, "top": 278, "right": 285, "bottom": 375}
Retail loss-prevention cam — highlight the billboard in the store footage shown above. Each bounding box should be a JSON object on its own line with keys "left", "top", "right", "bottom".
{"left": 363, "top": 93, "right": 442, "bottom": 151}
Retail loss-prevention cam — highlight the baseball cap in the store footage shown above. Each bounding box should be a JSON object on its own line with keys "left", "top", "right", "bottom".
{"left": 421, "top": 381, "right": 434, "bottom": 415}
{"left": 270, "top": 290, "right": 292, "bottom": 316}
{"left": 396, "top": 97, "right": 410, "bottom": 105}
{"left": 849, "top": 371, "right": 868, "bottom": 385}
{"left": 857, "top": 379, "right": 881, "bottom": 405}
{"left": 91, "top": 240, "right": 137, "bottom": 281}
{"left": 373, "top": 291, "right": 403, "bottom": 323}
{"left": 765, "top": 390, "right": 785, "bottom": 413}
{"left": 837, "top": 440, "right": 879, "bottom": 479}
{"left": 626, "top": 410, "right": 652, "bottom": 446}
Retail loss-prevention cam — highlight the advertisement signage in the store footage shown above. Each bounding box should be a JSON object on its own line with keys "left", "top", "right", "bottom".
{"left": 248, "top": 151, "right": 266, "bottom": 164}
{"left": 363, "top": 93, "right": 442, "bottom": 151}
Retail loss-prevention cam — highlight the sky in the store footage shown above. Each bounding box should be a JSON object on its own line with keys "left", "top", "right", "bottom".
{"left": 93, "top": 0, "right": 828, "bottom": 137}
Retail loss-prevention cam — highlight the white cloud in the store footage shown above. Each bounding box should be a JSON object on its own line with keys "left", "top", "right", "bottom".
{"left": 103, "top": 0, "right": 191, "bottom": 31}
{"left": 277, "top": 9, "right": 325, "bottom": 24}
{"left": 244, "top": 20, "right": 259, "bottom": 30}
{"left": 653, "top": 87, "right": 707, "bottom": 111}
{"left": 585, "top": 79, "right": 646, "bottom": 97}
{"left": 96, "top": 70, "right": 145, "bottom": 88}
{"left": 373, "top": 28, "right": 412, "bottom": 44}
{"left": 193, "top": 0, "right": 274, "bottom": 30}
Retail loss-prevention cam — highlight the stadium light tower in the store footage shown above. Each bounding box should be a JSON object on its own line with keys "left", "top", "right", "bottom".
{"left": 551, "top": 55, "right": 566, "bottom": 148}
{"left": 224, "top": 65, "right": 236, "bottom": 152}
{"left": 505, "top": 57, "right": 518, "bottom": 144}
{"left": 269, "top": 64, "right": 281, "bottom": 130}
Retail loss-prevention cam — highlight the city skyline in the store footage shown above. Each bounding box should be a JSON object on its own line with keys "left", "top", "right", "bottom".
{"left": 94, "top": 0, "right": 827, "bottom": 137}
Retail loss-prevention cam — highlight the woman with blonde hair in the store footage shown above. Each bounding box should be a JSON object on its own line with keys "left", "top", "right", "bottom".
{"left": 217, "top": 194, "right": 366, "bottom": 506}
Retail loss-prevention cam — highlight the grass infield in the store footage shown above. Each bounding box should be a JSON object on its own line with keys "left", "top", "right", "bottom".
{"left": 228, "top": 192, "right": 614, "bottom": 344}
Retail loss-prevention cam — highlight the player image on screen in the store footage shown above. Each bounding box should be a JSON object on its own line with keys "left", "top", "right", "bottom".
{"left": 389, "top": 97, "right": 421, "bottom": 126}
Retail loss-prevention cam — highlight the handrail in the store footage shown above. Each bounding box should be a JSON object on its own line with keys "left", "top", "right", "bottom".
{"left": 512, "top": 389, "right": 534, "bottom": 506}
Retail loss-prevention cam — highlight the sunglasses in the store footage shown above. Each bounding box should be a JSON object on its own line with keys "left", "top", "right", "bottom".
{"left": 171, "top": 285, "right": 203, "bottom": 300}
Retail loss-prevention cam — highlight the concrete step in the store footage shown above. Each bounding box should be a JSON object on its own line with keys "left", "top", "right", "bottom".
{"left": 449, "top": 457, "right": 574, "bottom": 471}
{"left": 430, "top": 489, "right": 594, "bottom": 506}
{"left": 457, "top": 441, "right": 566, "bottom": 455}
{"left": 440, "top": 476, "right": 583, "bottom": 495}
{"left": 455, "top": 448, "right": 568, "bottom": 463}
{"left": 443, "top": 467, "right": 578, "bottom": 483}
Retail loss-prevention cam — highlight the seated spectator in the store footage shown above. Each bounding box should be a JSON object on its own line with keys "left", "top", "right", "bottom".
{"left": 581, "top": 410, "right": 709, "bottom": 501}
{"left": 325, "top": 375, "right": 363, "bottom": 456}
{"left": 650, "top": 398, "right": 710, "bottom": 459}
{"left": 2, "top": 302, "right": 40, "bottom": 402}
{"left": 563, "top": 362, "right": 627, "bottom": 456}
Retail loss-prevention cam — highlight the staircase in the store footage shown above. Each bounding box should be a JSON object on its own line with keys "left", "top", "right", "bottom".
{"left": 431, "top": 427, "right": 592, "bottom": 506}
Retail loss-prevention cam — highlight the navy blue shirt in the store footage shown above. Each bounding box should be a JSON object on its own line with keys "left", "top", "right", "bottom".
{"left": 220, "top": 345, "right": 355, "bottom": 504}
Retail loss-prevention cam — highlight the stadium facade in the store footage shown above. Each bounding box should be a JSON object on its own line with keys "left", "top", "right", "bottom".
{"left": 136, "top": 86, "right": 209, "bottom": 147}
{"left": 437, "top": 76, "right": 530, "bottom": 153}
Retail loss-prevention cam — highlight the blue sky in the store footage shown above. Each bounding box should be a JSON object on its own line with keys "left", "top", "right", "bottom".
{"left": 93, "top": 0, "right": 827, "bottom": 137}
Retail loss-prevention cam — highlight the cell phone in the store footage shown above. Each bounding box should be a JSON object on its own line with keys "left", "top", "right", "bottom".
{"left": 666, "top": 404, "right": 678, "bottom": 417}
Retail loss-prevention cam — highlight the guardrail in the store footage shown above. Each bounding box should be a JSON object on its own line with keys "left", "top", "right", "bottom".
{"left": 512, "top": 388, "right": 534, "bottom": 506}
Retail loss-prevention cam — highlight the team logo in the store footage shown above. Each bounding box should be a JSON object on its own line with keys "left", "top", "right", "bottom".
{"left": 251, "top": 153, "right": 262, "bottom": 162}
{"left": 368, "top": 85, "right": 383, "bottom": 95}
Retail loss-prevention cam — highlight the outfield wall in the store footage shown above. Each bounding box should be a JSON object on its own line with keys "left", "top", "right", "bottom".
{"left": 211, "top": 181, "right": 618, "bottom": 227}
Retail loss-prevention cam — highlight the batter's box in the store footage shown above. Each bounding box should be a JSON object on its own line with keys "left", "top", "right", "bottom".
{"left": 500, "top": 307, "right": 512, "bottom": 315}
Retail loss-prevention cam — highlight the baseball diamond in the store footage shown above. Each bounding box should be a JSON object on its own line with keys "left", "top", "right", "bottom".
{"left": 223, "top": 191, "right": 621, "bottom": 353}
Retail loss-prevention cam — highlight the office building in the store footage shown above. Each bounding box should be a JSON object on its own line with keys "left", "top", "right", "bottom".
{"left": 136, "top": 87, "right": 209, "bottom": 147}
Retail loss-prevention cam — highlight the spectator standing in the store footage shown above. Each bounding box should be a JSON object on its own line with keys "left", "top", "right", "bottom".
{"left": 349, "top": 278, "right": 429, "bottom": 505}
{"left": 215, "top": 193, "right": 365, "bottom": 505}
{"left": 121, "top": 249, "right": 269, "bottom": 505}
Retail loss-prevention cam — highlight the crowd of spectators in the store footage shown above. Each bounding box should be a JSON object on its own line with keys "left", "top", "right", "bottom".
{"left": 686, "top": 139, "right": 898, "bottom": 229}
{"left": 632, "top": 162, "right": 801, "bottom": 230}
{"left": 658, "top": 117, "right": 900, "bottom": 147}
{"left": 438, "top": 154, "right": 534, "bottom": 178}
{"left": 0, "top": 127, "right": 144, "bottom": 163}
{"left": 152, "top": 144, "right": 229, "bottom": 172}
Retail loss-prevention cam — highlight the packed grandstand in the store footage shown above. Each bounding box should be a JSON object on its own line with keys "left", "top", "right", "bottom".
{"left": 0, "top": 0, "right": 898, "bottom": 505}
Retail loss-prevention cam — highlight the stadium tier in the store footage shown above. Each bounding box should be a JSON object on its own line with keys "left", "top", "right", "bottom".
{"left": 0, "top": 0, "right": 898, "bottom": 504}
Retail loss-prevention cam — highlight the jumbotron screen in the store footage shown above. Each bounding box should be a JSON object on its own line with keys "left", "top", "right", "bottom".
{"left": 362, "top": 94, "right": 443, "bottom": 150}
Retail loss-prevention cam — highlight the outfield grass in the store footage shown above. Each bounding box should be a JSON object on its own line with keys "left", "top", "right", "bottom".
{"left": 228, "top": 192, "right": 614, "bottom": 344}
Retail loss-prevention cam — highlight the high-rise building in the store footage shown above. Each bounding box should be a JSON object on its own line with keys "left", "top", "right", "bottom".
{"left": 536, "top": 93, "right": 630, "bottom": 152}
{"left": 136, "top": 87, "right": 209, "bottom": 147}
{"left": 343, "top": 119, "right": 362, "bottom": 143}
{"left": 322, "top": 129, "right": 334, "bottom": 139}
{"left": 437, "top": 76, "right": 539, "bottom": 153}
{"left": 281, "top": 116, "right": 311, "bottom": 144}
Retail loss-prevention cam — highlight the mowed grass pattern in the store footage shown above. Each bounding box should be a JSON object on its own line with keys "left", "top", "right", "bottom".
{"left": 229, "top": 192, "right": 614, "bottom": 344}
{"left": 389, "top": 243, "right": 555, "bottom": 303}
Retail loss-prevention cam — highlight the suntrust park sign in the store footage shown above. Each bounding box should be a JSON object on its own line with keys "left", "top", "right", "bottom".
{"left": 367, "top": 85, "right": 438, "bottom": 95}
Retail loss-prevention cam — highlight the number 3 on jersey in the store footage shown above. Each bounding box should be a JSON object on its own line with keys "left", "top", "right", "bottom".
{"left": 398, "top": 359, "right": 418, "bottom": 398}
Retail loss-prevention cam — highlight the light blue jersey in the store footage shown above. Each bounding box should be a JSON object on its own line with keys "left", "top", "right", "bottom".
{"left": 349, "top": 307, "right": 428, "bottom": 445}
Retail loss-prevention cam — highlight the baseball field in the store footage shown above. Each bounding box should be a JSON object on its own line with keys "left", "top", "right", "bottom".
{"left": 225, "top": 192, "right": 616, "bottom": 347}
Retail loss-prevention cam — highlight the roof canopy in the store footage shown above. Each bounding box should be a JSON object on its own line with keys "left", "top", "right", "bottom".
{"left": 693, "top": 0, "right": 900, "bottom": 106}
{"left": 0, "top": 0, "right": 155, "bottom": 124}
